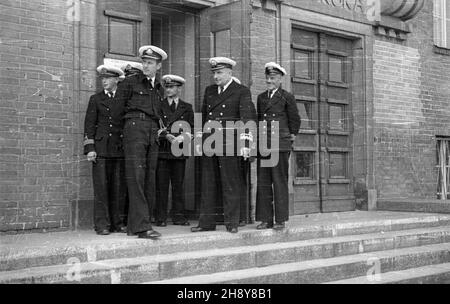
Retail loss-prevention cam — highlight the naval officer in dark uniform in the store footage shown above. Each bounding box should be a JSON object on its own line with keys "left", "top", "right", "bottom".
{"left": 155, "top": 75, "right": 194, "bottom": 227}
{"left": 120, "top": 45, "right": 167, "bottom": 239}
{"left": 256, "top": 62, "right": 301, "bottom": 230}
{"left": 83, "top": 65, "right": 127, "bottom": 235}
{"left": 191, "top": 57, "right": 256, "bottom": 234}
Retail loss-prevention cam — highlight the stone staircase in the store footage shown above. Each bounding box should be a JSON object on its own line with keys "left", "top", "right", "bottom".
{"left": 1, "top": 212, "right": 450, "bottom": 284}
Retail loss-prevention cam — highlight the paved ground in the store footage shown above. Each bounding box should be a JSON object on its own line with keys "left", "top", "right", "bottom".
{"left": 1, "top": 210, "right": 447, "bottom": 255}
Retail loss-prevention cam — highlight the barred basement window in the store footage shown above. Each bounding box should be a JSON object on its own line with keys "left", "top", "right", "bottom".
{"left": 434, "top": 0, "right": 450, "bottom": 49}
{"left": 436, "top": 137, "right": 450, "bottom": 200}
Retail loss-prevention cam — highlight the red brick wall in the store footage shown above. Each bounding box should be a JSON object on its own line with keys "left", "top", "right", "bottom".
{"left": 373, "top": 1, "right": 450, "bottom": 199}
{"left": 0, "top": 0, "right": 74, "bottom": 231}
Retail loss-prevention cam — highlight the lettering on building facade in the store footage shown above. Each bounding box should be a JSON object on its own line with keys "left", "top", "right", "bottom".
{"left": 318, "top": 0, "right": 380, "bottom": 22}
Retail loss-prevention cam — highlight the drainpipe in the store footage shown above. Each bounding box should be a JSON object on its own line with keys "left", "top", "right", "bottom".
{"left": 275, "top": 0, "right": 283, "bottom": 63}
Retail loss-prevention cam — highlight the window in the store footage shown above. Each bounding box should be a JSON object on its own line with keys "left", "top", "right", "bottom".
{"left": 328, "top": 55, "right": 346, "bottom": 83}
{"left": 329, "top": 104, "right": 347, "bottom": 131}
{"left": 293, "top": 50, "right": 312, "bottom": 79}
{"left": 436, "top": 137, "right": 450, "bottom": 200}
{"left": 212, "top": 29, "right": 231, "bottom": 57}
{"left": 329, "top": 152, "right": 348, "bottom": 179}
{"left": 297, "top": 101, "right": 313, "bottom": 130}
{"left": 109, "top": 18, "right": 137, "bottom": 56}
{"left": 296, "top": 152, "right": 314, "bottom": 180}
{"left": 434, "top": 0, "right": 450, "bottom": 49}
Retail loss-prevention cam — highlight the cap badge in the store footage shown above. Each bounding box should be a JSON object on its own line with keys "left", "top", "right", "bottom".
{"left": 101, "top": 67, "right": 108, "bottom": 74}
{"left": 210, "top": 59, "right": 217, "bottom": 66}
{"left": 145, "top": 48, "right": 153, "bottom": 55}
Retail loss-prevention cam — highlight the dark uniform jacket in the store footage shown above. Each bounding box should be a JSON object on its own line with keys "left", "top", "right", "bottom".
{"left": 119, "top": 73, "right": 164, "bottom": 120}
{"left": 158, "top": 98, "right": 194, "bottom": 160}
{"left": 201, "top": 80, "right": 257, "bottom": 156}
{"left": 257, "top": 88, "right": 301, "bottom": 152}
{"left": 83, "top": 90, "right": 126, "bottom": 158}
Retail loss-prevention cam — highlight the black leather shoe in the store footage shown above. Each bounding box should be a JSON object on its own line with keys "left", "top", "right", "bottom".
{"left": 273, "top": 222, "right": 285, "bottom": 230}
{"left": 239, "top": 221, "right": 246, "bottom": 227}
{"left": 156, "top": 221, "right": 167, "bottom": 227}
{"left": 96, "top": 229, "right": 110, "bottom": 235}
{"left": 173, "top": 220, "right": 190, "bottom": 226}
{"left": 256, "top": 222, "right": 273, "bottom": 230}
{"left": 227, "top": 227, "right": 238, "bottom": 233}
{"left": 137, "top": 230, "right": 161, "bottom": 239}
{"left": 114, "top": 226, "right": 127, "bottom": 233}
{"left": 191, "top": 226, "right": 215, "bottom": 232}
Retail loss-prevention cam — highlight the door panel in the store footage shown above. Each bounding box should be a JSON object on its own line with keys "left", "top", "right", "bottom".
{"left": 291, "top": 28, "right": 355, "bottom": 214}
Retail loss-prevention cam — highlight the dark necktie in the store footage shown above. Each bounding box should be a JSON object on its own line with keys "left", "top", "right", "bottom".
{"left": 219, "top": 86, "right": 224, "bottom": 94}
{"left": 148, "top": 79, "right": 154, "bottom": 90}
{"left": 268, "top": 90, "right": 273, "bottom": 99}
{"left": 170, "top": 101, "right": 176, "bottom": 112}
{"left": 107, "top": 92, "right": 113, "bottom": 98}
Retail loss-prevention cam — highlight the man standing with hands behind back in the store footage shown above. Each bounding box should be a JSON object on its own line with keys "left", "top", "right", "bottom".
{"left": 256, "top": 62, "right": 301, "bottom": 231}
{"left": 120, "top": 45, "right": 167, "bottom": 239}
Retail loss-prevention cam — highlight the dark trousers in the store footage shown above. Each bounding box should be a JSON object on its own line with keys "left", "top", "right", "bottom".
{"left": 240, "top": 159, "right": 250, "bottom": 223}
{"left": 156, "top": 158, "right": 187, "bottom": 223}
{"left": 92, "top": 157, "right": 126, "bottom": 231}
{"left": 256, "top": 152, "right": 290, "bottom": 223}
{"left": 123, "top": 118, "right": 159, "bottom": 234}
{"left": 199, "top": 156, "right": 243, "bottom": 229}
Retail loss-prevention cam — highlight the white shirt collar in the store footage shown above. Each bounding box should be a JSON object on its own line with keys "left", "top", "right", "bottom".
{"left": 104, "top": 89, "right": 117, "bottom": 97}
{"left": 168, "top": 97, "right": 179, "bottom": 105}
{"left": 147, "top": 76, "right": 156, "bottom": 86}
{"left": 218, "top": 78, "right": 234, "bottom": 93}
{"left": 268, "top": 87, "right": 279, "bottom": 98}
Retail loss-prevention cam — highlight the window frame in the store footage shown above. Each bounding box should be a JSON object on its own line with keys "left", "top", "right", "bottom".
{"left": 434, "top": 0, "right": 449, "bottom": 49}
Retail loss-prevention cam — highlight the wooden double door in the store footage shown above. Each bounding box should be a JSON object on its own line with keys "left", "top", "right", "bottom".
{"left": 291, "top": 28, "right": 356, "bottom": 214}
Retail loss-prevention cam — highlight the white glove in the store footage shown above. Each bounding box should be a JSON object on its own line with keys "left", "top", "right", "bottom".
{"left": 157, "top": 128, "right": 167, "bottom": 137}
{"left": 174, "top": 135, "right": 184, "bottom": 143}
{"left": 87, "top": 151, "right": 97, "bottom": 162}
{"left": 240, "top": 147, "right": 251, "bottom": 160}
{"left": 166, "top": 134, "right": 176, "bottom": 143}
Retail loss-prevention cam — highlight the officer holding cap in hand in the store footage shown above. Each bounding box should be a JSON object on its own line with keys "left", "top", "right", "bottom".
{"left": 83, "top": 64, "right": 127, "bottom": 235}
{"left": 120, "top": 45, "right": 167, "bottom": 239}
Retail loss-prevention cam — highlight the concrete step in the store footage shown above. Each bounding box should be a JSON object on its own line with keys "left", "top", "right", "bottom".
{"left": 1, "top": 226, "right": 450, "bottom": 284}
{"left": 378, "top": 199, "right": 450, "bottom": 214}
{"left": 325, "top": 263, "right": 450, "bottom": 284}
{"left": 3, "top": 213, "right": 450, "bottom": 272}
{"left": 148, "top": 243, "right": 450, "bottom": 284}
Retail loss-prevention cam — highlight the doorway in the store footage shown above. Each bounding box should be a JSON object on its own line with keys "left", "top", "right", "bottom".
{"left": 291, "top": 27, "right": 357, "bottom": 214}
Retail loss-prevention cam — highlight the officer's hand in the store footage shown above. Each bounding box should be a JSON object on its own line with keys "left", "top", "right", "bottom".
{"left": 87, "top": 151, "right": 97, "bottom": 162}
{"left": 166, "top": 134, "right": 176, "bottom": 143}
{"left": 158, "top": 128, "right": 167, "bottom": 137}
{"left": 240, "top": 147, "right": 251, "bottom": 160}
{"left": 290, "top": 134, "right": 296, "bottom": 142}
{"left": 195, "top": 131, "right": 203, "bottom": 138}
{"left": 174, "top": 135, "right": 184, "bottom": 143}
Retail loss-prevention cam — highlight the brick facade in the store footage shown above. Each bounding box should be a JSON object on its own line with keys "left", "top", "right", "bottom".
{"left": 373, "top": 1, "right": 450, "bottom": 199}
{"left": 0, "top": 0, "right": 74, "bottom": 231}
